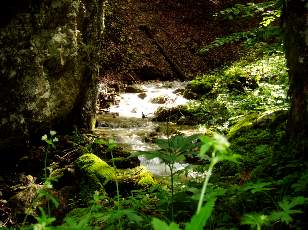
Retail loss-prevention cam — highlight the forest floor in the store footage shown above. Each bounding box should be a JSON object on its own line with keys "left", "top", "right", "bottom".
{"left": 101, "top": 0, "right": 260, "bottom": 83}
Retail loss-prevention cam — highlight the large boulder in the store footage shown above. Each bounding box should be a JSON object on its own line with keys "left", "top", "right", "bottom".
{"left": 0, "top": 0, "right": 105, "bottom": 161}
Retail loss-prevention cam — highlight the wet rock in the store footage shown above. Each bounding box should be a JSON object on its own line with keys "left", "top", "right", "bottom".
{"left": 124, "top": 85, "right": 144, "bottom": 93}
{"left": 95, "top": 121, "right": 109, "bottom": 128}
{"left": 150, "top": 96, "right": 168, "bottom": 104}
{"left": 48, "top": 162, "right": 77, "bottom": 190}
{"left": 106, "top": 157, "right": 140, "bottom": 169}
{"left": 173, "top": 88, "right": 184, "bottom": 95}
{"left": 138, "top": 92, "right": 147, "bottom": 99}
{"left": 153, "top": 106, "right": 198, "bottom": 125}
{"left": 91, "top": 142, "right": 140, "bottom": 168}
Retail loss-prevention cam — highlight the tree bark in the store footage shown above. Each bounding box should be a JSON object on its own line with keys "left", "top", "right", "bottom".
{"left": 284, "top": 0, "right": 308, "bottom": 153}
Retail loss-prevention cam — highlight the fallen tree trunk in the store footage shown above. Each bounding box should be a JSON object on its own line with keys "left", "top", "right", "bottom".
{"left": 139, "top": 25, "right": 187, "bottom": 80}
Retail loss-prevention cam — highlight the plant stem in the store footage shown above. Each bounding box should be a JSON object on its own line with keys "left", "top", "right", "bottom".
{"left": 257, "top": 224, "right": 261, "bottom": 230}
{"left": 44, "top": 149, "right": 51, "bottom": 216}
{"left": 196, "top": 155, "right": 216, "bottom": 214}
{"left": 166, "top": 119, "right": 175, "bottom": 221}
{"left": 170, "top": 165, "right": 174, "bottom": 221}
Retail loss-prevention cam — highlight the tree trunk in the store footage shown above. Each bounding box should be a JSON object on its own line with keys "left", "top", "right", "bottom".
{"left": 284, "top": 0, "right": 308, "bottom": 154}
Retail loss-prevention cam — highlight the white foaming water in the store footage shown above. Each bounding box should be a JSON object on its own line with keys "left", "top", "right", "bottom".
{"left": 96, "top": 81, "right": 195, "bottom": 176}
{"left": 108, "top": 81, "right": 188, "bottom": 118}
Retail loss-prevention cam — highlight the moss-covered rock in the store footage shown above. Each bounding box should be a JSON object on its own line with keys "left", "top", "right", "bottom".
{"left": 153, "top": 106, "right": 197, "bottom": 125}
{"left": 228, "top": 113, "right": 259, "bottom": 139}
{"left": 91, "top": 142, "right": 140, "bottom": 168}
{"left": 183, "top": 76, "right": 217, "bottom": 99}
{"left": 228, "top": 110, "right": 288, "bottom": 139}
{"left": 76, "top": 153, "right": 115, "bottom": 201}
{"left": 76, "top": 153, "right": 155, "bottom": 200}
{"left": 77, "top": 153, "right": 116, "bottom": 182}
{"left": 117, "top": 166, "right": 156, "bottom": 187}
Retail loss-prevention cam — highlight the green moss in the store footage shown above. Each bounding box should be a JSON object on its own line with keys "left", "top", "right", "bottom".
{"left": 76, "top": 154, "right": 155, "bottom": 201}
{"left": 48, "top": 168, "right": 65, "bottom": 183}
{"left": 228, "top": 113, "right": 259, "bottom": 139}
{"left": 136, "top": 167, "right": 156, "bottom": 186}
{"left": 76, "top": 153, "right": 116, "bottom": 201}
{"left": 183, "top": 75, "right": 217, "bottom": 99}
{"left": 77, "top": 153, "right": 116, "bottom": 182}
{"left": 228, "top": 110, "right": 288, "bottom": 139}
{"left": 182, "top": 49, "right": 288, "bottom": 133}
{"left": 117, "top": 166, "right": 156, "bottom": 187}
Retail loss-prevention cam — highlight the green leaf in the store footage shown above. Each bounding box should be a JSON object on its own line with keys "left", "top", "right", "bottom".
{"left": 291, "top": 172, "right": 308, "bottom": 192}
{"left": 270, "top": 210, "right": 293, "bottom": 224}
{"left": 152, "top": 218, "right": 180, "bottom": 230}
{"left": 34, "top": 207, "right": 56, "bottom": 226}
{"left": 270, "top": 196, "right": 305, "bottom": 224}
{"left": 199, "top": 142, "right": 212, "bottom": 157}
{"left": 212, "top": 133, "right": 230, "bottom": 152}
{"left": 242, "top": 181, "right": 272, "bottom": 193}
{"left": 217, "top": 152, "right": 241, "bottom": 163}
{"left": 185, "top": 197, "right": 216, "bottom": 230}
{"left": 280, "top": 196, "right": 305, "bottom": 210}
{"left": 155, "top": 138, "right": 170, "bottom": 150}
{"left": 116, "top": 209, "right": 143, "bottom": 224}
{"left": 133, "top": 150, "right": 160, "bottom": 160}
{"left": 241, "top": 213, "right": 269, "bottom": 229}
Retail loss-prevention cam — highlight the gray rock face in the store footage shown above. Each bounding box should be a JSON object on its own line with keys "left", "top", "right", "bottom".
{"left": 0, "top": 0, "right": 105, "bottom": 160}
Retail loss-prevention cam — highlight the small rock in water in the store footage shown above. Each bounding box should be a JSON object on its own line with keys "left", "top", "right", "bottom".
{"left": 173, "top": 88, "right": 184, "bottom": 95}
{"left": 95, "top": 121, "right": 109, "bottom": 128}
{"left": 138, "top": 92, "right": 147, "bottom": 99}
{"left": 150, "top": 96, "right": 168, "bottom": 104}
{"left": 125, "top": 85, "right": 144, "bottom": 93}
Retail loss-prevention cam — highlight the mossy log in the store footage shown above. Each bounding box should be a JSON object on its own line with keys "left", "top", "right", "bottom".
{"left": 76, "top": 153, "right": 155, "bottom": 201}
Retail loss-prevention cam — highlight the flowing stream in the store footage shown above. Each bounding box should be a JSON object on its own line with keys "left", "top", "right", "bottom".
{"left": 95, "top": 81, "right": 202, "bottom": 176}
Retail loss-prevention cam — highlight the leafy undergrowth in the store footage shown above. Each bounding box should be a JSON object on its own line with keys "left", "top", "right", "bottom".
{"left": 6, "top": 125, "right": 307, "bottom": 230}
{"left": 155, "top": 43, "right": 289, "bottom": 132}
{"left": 2, "top": 41, "right": 307, "bottom": 230}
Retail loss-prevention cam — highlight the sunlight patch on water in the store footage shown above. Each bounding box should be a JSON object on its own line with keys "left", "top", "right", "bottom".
{"left": 108, "top": 81, "right": 188, "bottom": 118}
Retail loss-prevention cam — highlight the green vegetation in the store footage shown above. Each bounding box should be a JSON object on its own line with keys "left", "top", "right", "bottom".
{"left": 1, "top": 0, "right": 307, "bottom": 229}
{"left": 156, "top": 43, "right": 288, "bottom": 133}
{"left": 199, "top": 0, "right": 282, "bottom": 53}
